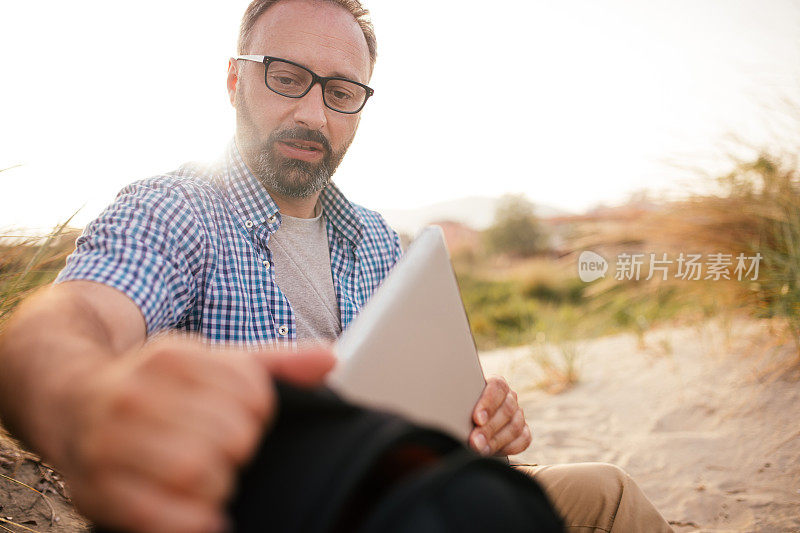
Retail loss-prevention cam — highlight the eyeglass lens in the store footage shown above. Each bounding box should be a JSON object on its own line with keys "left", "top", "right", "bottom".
{"left": 265, "top": 60, "right": 367, "bottom": 113}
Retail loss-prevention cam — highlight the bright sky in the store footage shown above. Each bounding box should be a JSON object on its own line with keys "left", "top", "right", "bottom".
{"left": 1, "top": 0, "right": 799, "bottom": 231}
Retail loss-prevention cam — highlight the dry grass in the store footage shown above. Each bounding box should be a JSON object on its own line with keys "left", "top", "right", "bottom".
{"left": 650, "top": 152, "right": 800, "bottom": 357}
{"left": 552, "top": 143, "right": 800, "bottom": 363}
{"left": 0, "top": 215, "right": 86, "bottom": 531}
{"left": 0, "top": 217, "right": 80, "bottom": 448}
{"left": 530, "top": 339, "right": 582, "bottom": 394}
{"left": 0, "top": 219, "right": 80, "bottom": 329}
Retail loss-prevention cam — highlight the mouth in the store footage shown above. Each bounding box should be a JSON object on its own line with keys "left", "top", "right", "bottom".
{"left": 275, "top": 139, "right": 326, "bottom": 163}
{"left": 280, "top": 139, "right": 324, "bottom": 152}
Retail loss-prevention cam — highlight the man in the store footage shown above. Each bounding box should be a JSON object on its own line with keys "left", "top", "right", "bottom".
{"left": 0, "top": 1, "right": 673, "bottom": 532}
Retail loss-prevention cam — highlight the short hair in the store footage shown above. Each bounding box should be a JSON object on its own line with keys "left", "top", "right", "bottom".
{"left": 238, "top": 0, "right": 377, "bottom": 74}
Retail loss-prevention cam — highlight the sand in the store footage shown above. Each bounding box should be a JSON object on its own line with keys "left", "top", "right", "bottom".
{"left": 482, "top": 319, "right": 800, "bottom": 532}
{"left": 2, "top": 318, "right": 798, "bottom": 532}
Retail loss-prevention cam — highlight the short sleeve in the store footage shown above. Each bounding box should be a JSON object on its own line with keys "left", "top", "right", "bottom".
{"left": 56, "top": 179, "right": 206, "bottom": 335}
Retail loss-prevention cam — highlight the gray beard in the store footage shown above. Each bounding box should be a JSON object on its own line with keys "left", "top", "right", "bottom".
{"left": 235, "top": 88, "right": 351, "bottom": 198}
{"left": 250, "top": 136, "right": 335, "bottom": 199}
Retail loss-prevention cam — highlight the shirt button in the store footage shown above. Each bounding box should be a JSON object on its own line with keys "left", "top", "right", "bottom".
{"left": 268, "top": 215, "right": 277, "bottom": 224}
{"left": 278, "top": 325, "right": 288, "bottom": 336}
{"left": 245, "top": 220, "right": 254, "bottom": 229}
{"left": 262, "top": 260, "right": 271, "bottom": 270}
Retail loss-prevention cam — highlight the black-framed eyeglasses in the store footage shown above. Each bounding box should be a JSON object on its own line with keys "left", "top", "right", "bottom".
{"left": 235, "top": 55, "right": 374, "bottom": 114}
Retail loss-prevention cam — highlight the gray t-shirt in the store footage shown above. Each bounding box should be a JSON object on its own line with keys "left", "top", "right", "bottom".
{"left": 268, "top": 204, "right": 342, "bottom": 342}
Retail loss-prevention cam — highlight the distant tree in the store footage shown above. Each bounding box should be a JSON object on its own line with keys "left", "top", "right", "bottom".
{"left": 484, "top": 194, "right": 549, "bottom": 257}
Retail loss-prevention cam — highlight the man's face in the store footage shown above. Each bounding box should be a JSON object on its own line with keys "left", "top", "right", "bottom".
{"left": 229, "top": 0, "right": 372, "bottom": 198}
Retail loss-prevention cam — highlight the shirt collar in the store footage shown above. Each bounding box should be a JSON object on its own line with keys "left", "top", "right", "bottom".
{"left": 320, "top": 182, "right": 364, "bottom": 247}
{"left": 220, "top": 140, "right": 363, "bottom": 246}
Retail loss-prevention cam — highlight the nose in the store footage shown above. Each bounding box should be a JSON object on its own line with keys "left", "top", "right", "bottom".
{"left": 292, "top": 82, "right": 327, "bottom": 132}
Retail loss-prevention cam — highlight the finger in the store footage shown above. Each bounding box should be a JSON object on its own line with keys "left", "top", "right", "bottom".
{"left": 484, "top": 391, "right": 518, "bottom": 437}
{"left": 196, "top": 350, "right": 274, "bottom": 422}
{"left": 499, "top": 424, "right": 532, "bottom": 456}
{"left": 296, "top": 339, "right": 334, "bottom": 351}
{"left": 256, "top": 347, "right": 336, "bottom": 386}
{"left": 151, "top": 393, "right": 266, "bottom": 466}
{"left": 469, "top": 391, "right": 517, "bottom": 455}
{"left": 72, "top": 471, "right": 226, "bottom": 533}
{"left": 93, "top": 423, "right": 235, "bottom": 505}
{"left": 488, "top": 408, "right": 527, "bottom": 455}
{"left": 469, "top": 428, "right": 492, "bottom": 456}
{"left": 472, "top": 377, "right": 510, "bottom": 426}
{"left": 158, "top": 391, "right": 266, "bottom": 465}
{"left": 142, "top": 343, "right": 273, "bottom": 423}
{"left": 106, "top": 380, "right": 267, "bottom": 466}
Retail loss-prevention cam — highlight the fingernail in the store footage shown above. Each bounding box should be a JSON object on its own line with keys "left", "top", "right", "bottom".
{"left": 474, "top": 433, "right": 490, "bottom": 455}
{"left": 477, "top": 410, "right": 488, "bottom": 425}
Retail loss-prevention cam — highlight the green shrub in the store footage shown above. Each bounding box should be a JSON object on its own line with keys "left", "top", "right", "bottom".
{"left": 483, "top": 194, "right": 549, "bottom": 257}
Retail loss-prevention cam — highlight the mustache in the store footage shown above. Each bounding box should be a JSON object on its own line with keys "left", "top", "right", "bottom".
{"left": 269, "top": 127, "right": 332, "bottom": 154}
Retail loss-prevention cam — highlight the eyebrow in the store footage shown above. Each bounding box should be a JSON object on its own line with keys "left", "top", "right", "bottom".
{"left": 266, "top": 56, "right": 361, "bottom": 83}
{"left": 329, "top": 70, "right": 362, "bottom": 82}
{"left": 300, "top": 58, "right": 361, "bottom": 83}
{"left": 273, "top": 43, "right": 365, "bottom": 83}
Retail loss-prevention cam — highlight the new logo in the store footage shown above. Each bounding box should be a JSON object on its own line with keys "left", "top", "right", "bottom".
{"left": 578, "top": 251, "right": 608, "bottom": 282}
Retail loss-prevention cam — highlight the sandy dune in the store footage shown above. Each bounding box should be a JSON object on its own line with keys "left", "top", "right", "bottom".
{"left": 481, "top": 319, "right": 800, "bottom": 532}
{"left": 2, "top": 319, "right": 798, "bottom": 532}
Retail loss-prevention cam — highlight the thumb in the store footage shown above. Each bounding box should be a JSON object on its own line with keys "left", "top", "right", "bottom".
{"left": 254, "top": 346, "right": 336, "bottom": 387}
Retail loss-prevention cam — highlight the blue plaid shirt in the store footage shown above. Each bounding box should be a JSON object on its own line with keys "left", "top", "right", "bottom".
{"left": 56, "top": 142, "right": 402, "bottom": 347}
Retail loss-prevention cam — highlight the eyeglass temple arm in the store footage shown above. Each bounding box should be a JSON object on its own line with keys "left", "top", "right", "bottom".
{"left": 235, "top": 55, "right": 267, "bottom": 63}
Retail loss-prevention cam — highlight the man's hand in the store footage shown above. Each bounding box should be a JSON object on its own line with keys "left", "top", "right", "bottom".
{"left": 469, "top": 376, "right": 532, "bottom": 456}
{"left": 58, "top": 337, "right": 334, "bottom": 533}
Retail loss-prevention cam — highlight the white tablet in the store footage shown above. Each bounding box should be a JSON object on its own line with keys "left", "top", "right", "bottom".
{"left": 327, "top": 226, "right": 486, "bottom": 441}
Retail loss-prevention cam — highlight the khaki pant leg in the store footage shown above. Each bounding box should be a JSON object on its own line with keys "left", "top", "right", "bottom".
{"left": 516, "top": 462, "right": 674, "bottom": 533}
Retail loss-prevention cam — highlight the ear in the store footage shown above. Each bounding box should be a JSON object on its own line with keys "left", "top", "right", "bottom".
{"left": 227, "top": 58, "right": 239, "bottom": 107}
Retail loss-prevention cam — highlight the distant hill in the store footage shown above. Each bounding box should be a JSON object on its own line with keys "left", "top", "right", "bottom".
{"left": 378, "top": 196, "right": 572, "bottom": 236}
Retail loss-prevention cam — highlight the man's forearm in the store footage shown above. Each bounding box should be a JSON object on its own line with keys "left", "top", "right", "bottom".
{"left": 1, "top": 280, "right": 336, "bottom": 533}
{"left": 0, "top": 285, "right": 122, "bottom": 464}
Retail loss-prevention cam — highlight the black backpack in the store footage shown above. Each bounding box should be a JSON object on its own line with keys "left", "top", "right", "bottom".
{"left": 227, "top": 382, "right": 564, "bottom": 533}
